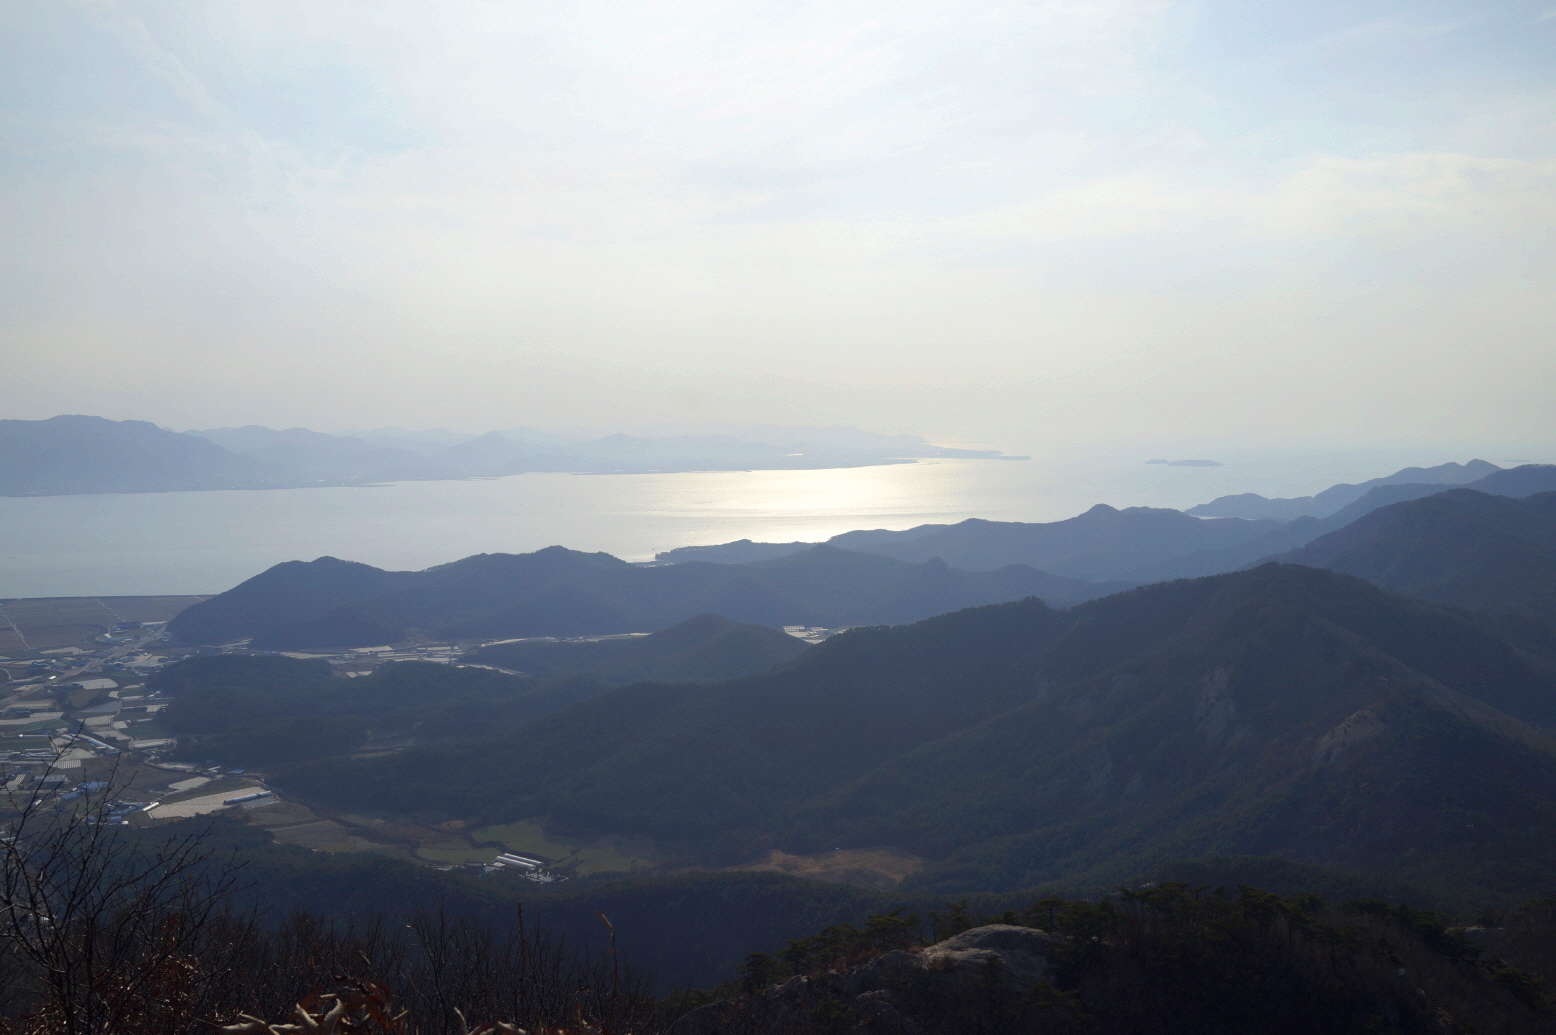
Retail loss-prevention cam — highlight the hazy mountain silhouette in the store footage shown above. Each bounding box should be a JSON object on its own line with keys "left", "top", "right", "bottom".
{"left": 1270, "top": 489, "right": 1556, "bottom": 624}
{"left": 190, "top": 425, "right": 434, "bottom": 481}
{"left": 0, "top": 416, "right": 1028, "bottom": 496}
{"left": 664, "top": 507, "right": 1292, "bottom": 580}
{"left": 193, "top": 423, "right": 1024, "bottom": 480}
{"left": 1152, "top": 465, "right": 1556, "bottom": 585}
{"left": 167, "top": 545, "right": 1119, "bottom": 648}
{"left": 663, "top": 465, "right": 1556, "bottom": 584}
{"left": 1186, "top": 460, "right": 1501, "bottom": 520}
{"left": 0, "top": 415, "right": 286, "bottom": 495}
{"left": 278, "top": 564, "right": 1556, "bottom": 901}
{"left": 1289, "top": 464, "right": 1556, "bottom": 529}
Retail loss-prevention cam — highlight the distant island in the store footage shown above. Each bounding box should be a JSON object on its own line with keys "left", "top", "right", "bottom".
{"left": 1146, "top": 458, "right": 1222, "bottom": 466}
{"left": 0, "top": 415, "right": 1027, "bottom": 497}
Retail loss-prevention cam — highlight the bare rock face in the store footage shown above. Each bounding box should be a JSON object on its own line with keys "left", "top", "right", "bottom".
{"left": 673, "top": 925, "right": 1067, "bottom": 1035}
{"left": 917, "top": 924, "right": 1063, "bottom": 987}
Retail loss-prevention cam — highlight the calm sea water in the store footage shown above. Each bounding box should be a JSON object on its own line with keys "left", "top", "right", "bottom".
{"left": 0, "top": 449, "right": 1521, "bottom": 596}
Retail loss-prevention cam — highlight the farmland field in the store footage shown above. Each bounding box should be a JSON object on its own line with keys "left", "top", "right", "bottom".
{"left": 0, "top": 596, "right": 205, "bottom": 653}
{"left": 474, "top": 819, "right": 645, "bottom": 874}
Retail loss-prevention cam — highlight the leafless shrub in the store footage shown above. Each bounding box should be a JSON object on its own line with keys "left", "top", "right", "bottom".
{"left": 0, "top": 756, "right": 657, "bottom": 1034}
{"left": 0, "top": 754, "right": 252, "bottom": 1034}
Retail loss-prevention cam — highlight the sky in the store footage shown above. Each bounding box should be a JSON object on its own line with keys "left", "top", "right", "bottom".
{"left": 2, "top": 0, "right": 1553, "bottom": 457}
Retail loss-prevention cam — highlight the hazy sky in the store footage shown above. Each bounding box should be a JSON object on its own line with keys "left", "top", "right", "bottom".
{"left": 3, "top": 0, "right": 1553, "bottom": 454}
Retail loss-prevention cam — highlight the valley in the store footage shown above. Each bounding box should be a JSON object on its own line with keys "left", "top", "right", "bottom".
{"left": 5, "top": 459, "right": 1556, "bottom": 1016}
{"left": 12, "top": 10, "right": 1556, "bottom": 1025}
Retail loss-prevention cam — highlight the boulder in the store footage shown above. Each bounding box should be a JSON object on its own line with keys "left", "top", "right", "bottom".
{"left": 918, "top": 924, "right": 1063, "bottom": 987}
{"left": 672, "top": 925, "right": 1066, "bottom": 1035}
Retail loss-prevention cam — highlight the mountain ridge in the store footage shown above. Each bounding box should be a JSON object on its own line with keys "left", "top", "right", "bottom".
{"left": 663, "top": 507, "right": 1295, "bottom": 580}
{"left": 0, "top": 415, "right": 1026, "bottom": 496}
{"left": 272, "top": 563, "right": 1556, "bottom": 902}
{"left": 0, "top": 415, "right": 289, "bottom": 495}
{"left": 1185, "top": 459, "right": 1503, "bottom": 520}
{"left": 166, "top": 545, "right": 1120, "bottom": 648}
{"left": 1268, "top": 489, "right": 1556, "bottom": 625}
{"left": 658, "top": 464, "right": 1556, "bottom": 584}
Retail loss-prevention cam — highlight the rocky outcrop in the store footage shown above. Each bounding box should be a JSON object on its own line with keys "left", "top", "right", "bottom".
{"left": 673, "top": 925, "right": 1066, "bottom": 1035}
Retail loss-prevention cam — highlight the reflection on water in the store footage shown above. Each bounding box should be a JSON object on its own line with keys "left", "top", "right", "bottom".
{"left": 0, "top": 447, "right": 1502, "bottom": 596}
{"left": 2, "top": 460, "right": 1058, "bottom": 595}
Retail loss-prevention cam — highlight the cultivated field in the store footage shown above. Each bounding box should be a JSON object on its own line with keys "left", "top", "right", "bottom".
{"left": 0, "top": 595, "right": 205, "bottom": 653}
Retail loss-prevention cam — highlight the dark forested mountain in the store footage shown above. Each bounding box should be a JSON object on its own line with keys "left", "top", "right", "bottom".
{"left": 275, "top": 564, "right": 1556, "bottom": 902}
{"left": 150, "top": 649, "right": 661, "bottom": 766}
{"left": 1185, "top": 459, "right": 1502, "bottom": 520}
{"left": 462, "top": 614, "right": 808, "bottom": 683}
{"left": 779, "top": 566, "right": 1556, "bottom": 898}
{"left": 166, "top": 545, "right": 1118, "bottom": 648}
{"left": 0, "top": 415, "right": 285, "bottom": 495}
{"left": 1272, "top": 489, "right": 1556, "bottom": 624}
{"left": 279, "top": 596, "right": 1070, "bottom": 837}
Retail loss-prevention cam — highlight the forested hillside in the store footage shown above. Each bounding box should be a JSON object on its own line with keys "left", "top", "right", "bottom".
{"left": 151, "top": 613, "right": 808, "bottom": 767}
{"left": 269, "top": 564, "right": 1556, "bottom": 904}
{"left": 167, "top": 545, "right": 1116, "bottom": 647}
{"left": 1275, "top": 489, "right": 1556, "bottom": 623}
{"left": 460, "top": 613, "right": 807, "bottom": 683}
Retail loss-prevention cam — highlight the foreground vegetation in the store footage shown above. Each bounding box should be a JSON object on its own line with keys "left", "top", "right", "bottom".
{"left": 0, "top": 781, "right": 1553, "bottom": 1034}
{"left": 250, "top": 565, "right": 1556, "bottom": 906}
{"left": 672, "top": 886, "right": 1556, "bottom": 1035}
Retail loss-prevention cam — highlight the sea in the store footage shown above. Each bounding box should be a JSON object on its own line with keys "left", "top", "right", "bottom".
{"left": 0, "top": 449, "right": 1529, "bottom": 597}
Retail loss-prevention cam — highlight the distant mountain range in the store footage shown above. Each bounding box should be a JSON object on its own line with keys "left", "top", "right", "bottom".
{"left": 0, "top": 415, "right": 284, "bottom": 496}
{"left": 163, "top": 463, "right": 1556, "bottom": 651}
{"left": 1273, "top": 489, "right": 1556, "bottom": 625}
{"left": 111, "top": 445, "right": 1556, "bottom": 992}
{"left": 1185, "top": 459, "right": 1502, "bottom": 520}
{"left": 660, "top": 507, "right": 1299, "bottom": 580}
{"left": 193, "top": 423, "right": 1018, "bottom": 481}
{"left": 659, "top": 463, "right": 1556, "bottom": 582}
{"left": 0, "top": 415, "right": 1024, "bottom": 495}
{"left": 166, "top": 545, "right": 1124, "bottom": 649}
{"left": 275, "top": 563, "right": 1556, "bottom": 901}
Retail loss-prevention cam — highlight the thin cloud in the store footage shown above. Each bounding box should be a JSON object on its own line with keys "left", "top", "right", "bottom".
{"left": 1, "top": 0, "right": 1552, "bottom": 451}
{"left": 1305, "top": 16, "right": 1467, "bottom": 51}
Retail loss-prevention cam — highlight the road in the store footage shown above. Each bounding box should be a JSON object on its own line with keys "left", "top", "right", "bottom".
{"left": 0, "top": 624, "right": 167, "bottom": 709}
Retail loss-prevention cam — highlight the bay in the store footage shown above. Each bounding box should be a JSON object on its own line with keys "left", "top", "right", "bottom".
{"left": 2, "top": 460, "right": 1058, "bottom": 596}
{"left": 0, "top": 447, "right": 1498, "bottom": 597}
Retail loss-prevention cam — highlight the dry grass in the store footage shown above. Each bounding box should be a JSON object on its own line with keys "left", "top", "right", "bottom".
{"left": 244, "top": 801, "right": 325, "bottom": 827}
{"left": 217, "top": 979, "right": 626, "bottom": 1035}
{"left": 729, "top": 847, "right": 924, "bottom": 891}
